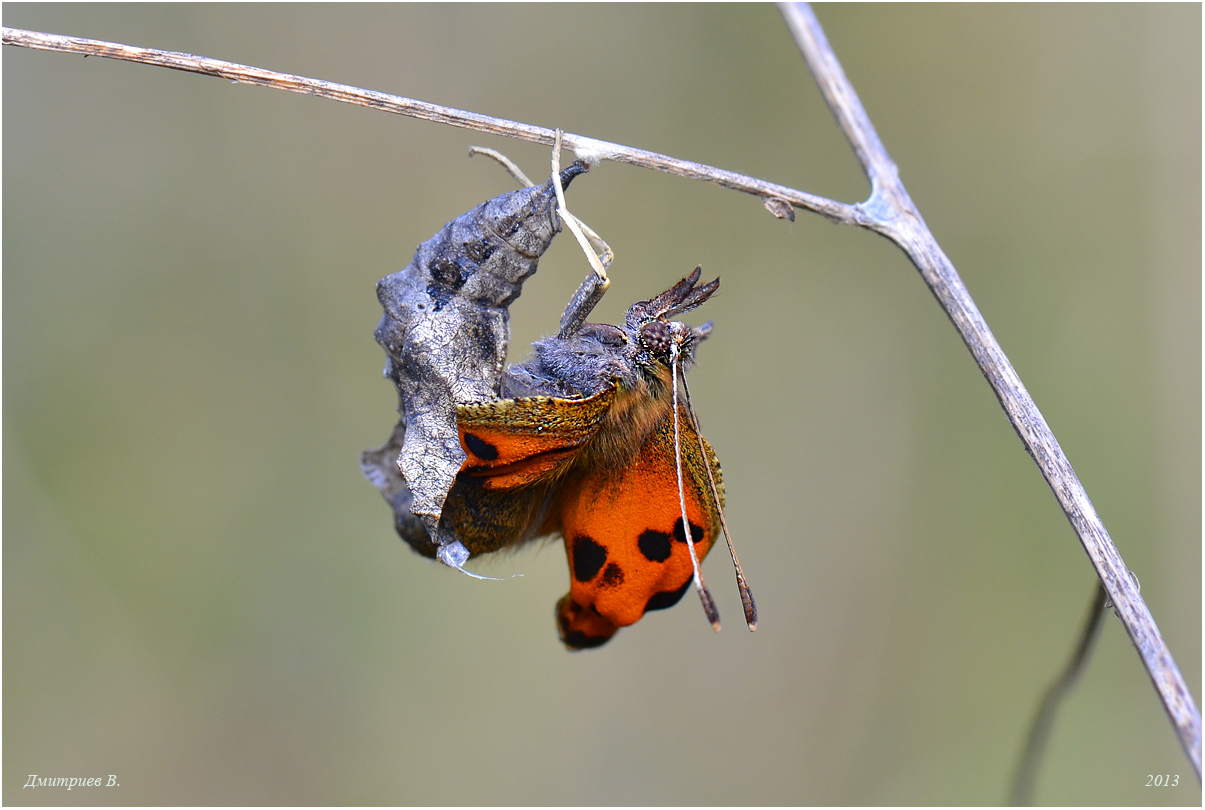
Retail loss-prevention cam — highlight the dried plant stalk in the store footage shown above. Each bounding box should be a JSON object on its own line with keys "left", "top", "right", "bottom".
{"left": 777, "top": 1, "right": 1200, "bottom": 780}
{"left": 4, "top": 2, "right": 1198, "bottom": 780}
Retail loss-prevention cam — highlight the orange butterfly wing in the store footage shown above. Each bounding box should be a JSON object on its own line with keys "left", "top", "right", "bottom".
{"left": 440, "top": 390, "right": 614, "bottom": 556}
{"left": 452, "top": 387, "right": 726, "bottom": 649}
{"left": 550, "top": 404, "right": 723, "bottom": 649}
{"left": 456, "top": 390, "right": 614, "bottom": 488}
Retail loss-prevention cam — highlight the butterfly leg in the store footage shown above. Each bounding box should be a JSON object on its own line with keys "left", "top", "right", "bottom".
{"left": 558, "top": 271, "right": 610, "bottom": 338}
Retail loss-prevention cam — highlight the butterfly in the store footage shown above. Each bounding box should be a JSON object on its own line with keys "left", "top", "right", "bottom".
{"left": 436, "top": 267, "right": 757, "bottom": 648}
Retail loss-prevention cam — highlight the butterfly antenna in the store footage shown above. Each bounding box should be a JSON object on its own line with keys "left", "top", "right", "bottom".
{"left": 670, "top": 344, "right": 721, "bottom": 632}
{"left": 680, "top": 372, "right": 758, "bottom": 631}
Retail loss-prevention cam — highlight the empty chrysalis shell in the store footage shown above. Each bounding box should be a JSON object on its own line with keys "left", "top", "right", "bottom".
{"left": 363, "top": 161, "right": 589, "bottom": 561}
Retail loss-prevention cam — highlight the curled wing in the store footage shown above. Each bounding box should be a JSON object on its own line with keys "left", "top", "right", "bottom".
{"left": 456, "top": 389, "right": 614, "bottom": 489}
{"left": 550, "top": 405, "right": 723, "bottom": 649}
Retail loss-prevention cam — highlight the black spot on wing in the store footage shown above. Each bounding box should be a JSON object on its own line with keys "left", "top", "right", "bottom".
{"left": 557, "top": 597, "right": 614, "bottom": 650}
{"left": 638, "top": 529, "right": 673, "bottom": 562}
{"left": 571, "top": 535, "right": 607, "bottom": 582}
{"left": 644, "top": 576, "right": 693, "bottom": 612}
{"left": 560, "top": 627, "right": 612, "bottom": 650}
{"left": 600, "top": 562, "right": 625, "bottom": 587}
{"left": 463, "top": 432, "right": 499, "bottom": 461}
{"left": 673, "top": 517, "right": 706, "bottom": 545}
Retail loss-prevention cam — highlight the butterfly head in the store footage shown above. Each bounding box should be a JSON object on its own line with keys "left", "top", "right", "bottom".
{"left": 636, "top": 318, "right": 713, "bottom": 369}
{"left": 626, "top": 266, "right": 718, "bottom": 384}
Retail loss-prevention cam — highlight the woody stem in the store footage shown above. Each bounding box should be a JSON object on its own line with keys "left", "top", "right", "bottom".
{"left": 1, "top": 26, "right": 859, "bottom": 226}
{"left": 5, "top": 8, "right": 1197, "bottom": 777}
{"left": 779, "top": 0, "right": 1201, "bottom": 779}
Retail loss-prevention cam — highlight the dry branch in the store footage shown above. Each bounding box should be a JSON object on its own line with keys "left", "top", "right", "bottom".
{"left": 778, "top": 1, "right": 1201, "bottom": 779}
{"left": 1010, "top": 582, "right": 1109, "bottom": 805}
{"left": 1, "top": 25, "right": 857, "bottom": 226}
{"left": 5, "top": 3, "right": 1200, "bottom": 781}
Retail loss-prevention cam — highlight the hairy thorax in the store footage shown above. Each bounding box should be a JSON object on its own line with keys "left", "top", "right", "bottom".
{"left": 573, "top": 363, "right": 673, "bottom": 476}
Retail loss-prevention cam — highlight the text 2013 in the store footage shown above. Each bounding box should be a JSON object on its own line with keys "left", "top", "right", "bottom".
{"left": 1146, "top": 774, "right": 1179, "bottom": 787}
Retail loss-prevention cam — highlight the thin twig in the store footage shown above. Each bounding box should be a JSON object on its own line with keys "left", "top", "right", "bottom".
{"left": 1010, "top": 582, "right": 1109, "bottom": 805}
{"left": 467, "top": 146, "right": 535, "bottom": 188}
{"left": 1, "top": 26, "right": 859, "bottom": 226}
{"left": 778, "top": 1, "right": 1201, "bottom": 779}
{"left": 5, "top": 12, "right": 1199, "bottom": 779}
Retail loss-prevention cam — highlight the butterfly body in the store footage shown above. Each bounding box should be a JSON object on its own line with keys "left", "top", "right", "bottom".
{"left": 440, "top": 271, "right": 726, "bottom": 648}
{"left": 365, "top": 265, "right": 745, "bottom": 649}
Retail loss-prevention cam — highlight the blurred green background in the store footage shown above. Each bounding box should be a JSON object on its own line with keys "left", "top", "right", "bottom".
{"left": 4, "top": 4, "right": 1200, "bottom": 805}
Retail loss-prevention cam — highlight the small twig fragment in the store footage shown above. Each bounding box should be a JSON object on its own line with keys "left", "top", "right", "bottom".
{"left": 763, "top": 196, "right": 796, "bottom": 221}
{"left": 551, "top": 129, "right": 613, "bottom": 282}
{"left": 1009, "top": 582, "right": 1109, "bottom": 805}
{"left": 469, "top": 146, "right": 535, "bottom": 188}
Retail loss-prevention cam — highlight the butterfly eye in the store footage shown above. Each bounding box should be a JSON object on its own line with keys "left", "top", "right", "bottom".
{"left": 639, "top": 321, "right": 673, "bottom": 354}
